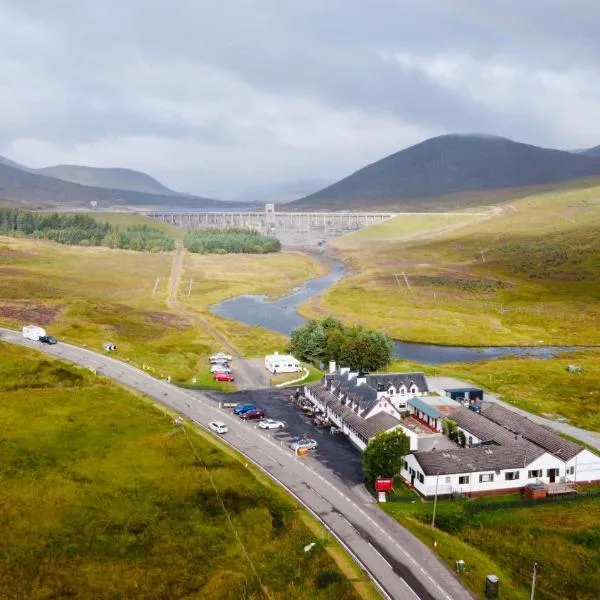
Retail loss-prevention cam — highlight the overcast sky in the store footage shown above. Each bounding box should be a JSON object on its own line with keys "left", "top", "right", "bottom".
{"left": 1, "top": 1, "right": 599, "bottom": 199}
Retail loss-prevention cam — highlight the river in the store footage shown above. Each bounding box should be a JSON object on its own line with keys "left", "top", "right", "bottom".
{"left": 210, "top": 256, "right": 583, "bottom": 364}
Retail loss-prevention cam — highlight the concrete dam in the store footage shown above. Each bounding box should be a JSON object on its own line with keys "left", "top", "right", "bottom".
{"left": 145, "top": 204, "right": 394, "bottom": 245}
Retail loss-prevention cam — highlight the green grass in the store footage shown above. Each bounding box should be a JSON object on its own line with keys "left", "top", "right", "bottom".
{"left": 382, "top": 481, "right": 600, "bottom": 600}
{"left": 87, "top": 211, "right": 185, "bottom": 240}
{"left": 305, "top": 185, "right": 600, "bottom": 345}
{"left": 0, "top": 341, "right": 364, "bottom": 599}
{"left": 442, "top": 351, "right": 600, "bottom": 432}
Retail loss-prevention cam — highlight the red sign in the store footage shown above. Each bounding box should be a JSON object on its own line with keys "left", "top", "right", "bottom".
{"left": 375, "top": 477, "right": 394, "bottom": 492}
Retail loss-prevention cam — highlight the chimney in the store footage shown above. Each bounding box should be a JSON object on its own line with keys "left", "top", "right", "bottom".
{"left": 348, "top": 371, "right": 358, "bottom": 381}
{"left": 356, "top": 371, "right": 367, "bottom": 386}
{"left": 340, "top": 367, "right": 350, "bottom": 375}
{"left": 328, "top": 360, "right": 337, "bottom": 374}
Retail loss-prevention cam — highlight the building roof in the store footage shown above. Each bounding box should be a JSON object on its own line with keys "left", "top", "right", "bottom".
{"left": 481, "top": 404, "right": 582, "bottom": 461}
{"left": 452, "top": 407, "right": 517, "bottom": 446}
{"left": 348, "top": 411, "right": 401, "bottom": 440}
{"left": 412, "top": 443, "right": 546, "bottom": 476}
{"left": 366, "top": 373, "right": 429, "bottom": 393}
{"left": 408, "top": 396, "right": 444, "bottom": 419}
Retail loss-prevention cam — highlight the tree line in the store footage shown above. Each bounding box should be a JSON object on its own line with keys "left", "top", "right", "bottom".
{"left": 184, "top": 227, "right": 281, "bottom": 254}
{"left": 0, "top": 209, "right": 174, "bottom": 251}
{"left": 288, "top": 316, "right": 394, "bottom": 372}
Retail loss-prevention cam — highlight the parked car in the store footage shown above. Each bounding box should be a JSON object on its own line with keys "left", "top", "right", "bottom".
{"left": 209, "top": 421, "right": 228, "bottom": 434}
{"left": 240, "top": 408, "right": 265, "bottom": 421}
{"left": 210, "top": 357, "right": 230, "bottom": 365}
{"left": 289, "top": 438, "right": 318, "bottom": 451}
{"left": 214, "top": 372, "right": 234, "bottom": 382}
{"left": 39, "top": 335, "right": 58, "bottom": 345}
{"left": 210, "top": 364, "right": 231, "bottom": 373}
{"left": 210, "top": 352, "right": 233, "bottom": 362}
{"left": 233, "top": 403, "right": 256, "bottom": 415}
{"left": 258, "top": 419, "right": 285, "bottom": 430}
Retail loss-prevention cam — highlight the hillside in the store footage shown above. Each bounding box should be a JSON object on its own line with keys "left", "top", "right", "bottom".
{"left": 0, "top": 155, "right": 33, "bottom": 172}
{"left": 0, "top": 162, "right": 229, "bottom": 210}
{"left": 582, "top": 145, "right": 600, "bottom": 157}
{"left": 38, "top": 164, "right": 178, "bottom": 195}
{"left": 289, "top": 134, "right": 600, "bottom": 210}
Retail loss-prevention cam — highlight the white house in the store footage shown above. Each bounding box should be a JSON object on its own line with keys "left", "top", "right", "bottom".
{"left": 264, "top": 352, "right": 302, "bottom": 374}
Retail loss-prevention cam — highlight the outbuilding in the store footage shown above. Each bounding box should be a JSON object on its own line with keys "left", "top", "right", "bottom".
{"left": 264, "top": 352, "right": 302, "bottom": 374}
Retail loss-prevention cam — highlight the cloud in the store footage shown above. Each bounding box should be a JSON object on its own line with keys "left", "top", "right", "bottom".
{"left": 1, "top": 0, "right": 600, "bottom": 197}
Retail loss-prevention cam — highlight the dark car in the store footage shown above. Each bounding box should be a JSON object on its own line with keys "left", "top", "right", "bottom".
{"left": 39, "top": 335, "right": 57, "bottom": 345}
{"left": 233, "top": 403, "right": 256, "bottom": 415}
{"left": 240, "top": 409, "right": 265, "bottom": 421}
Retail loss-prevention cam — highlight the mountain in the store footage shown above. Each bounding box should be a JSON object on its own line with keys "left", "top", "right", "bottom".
{"left": 0, "top": 155, "right": 34, "bottom": 173}
{"left": 581, "top": 145, "right": 600, "bottom": 157}
{"left": 289, "top": 134, "right": 600, "bottom": 210}
{"left": 0, "top": 162, "right": 230, "bottom": 210}
{"left": 37, "top": 165, "right": 178, "bottom": 196}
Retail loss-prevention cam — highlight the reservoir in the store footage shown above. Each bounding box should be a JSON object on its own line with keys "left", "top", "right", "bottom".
{"left": 210, "top": 256, "right": 581, "bottom": 364}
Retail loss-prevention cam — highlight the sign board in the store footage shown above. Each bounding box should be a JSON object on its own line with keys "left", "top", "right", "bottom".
{"left": 375, "top": 477, "right": 394, "bottom": 492}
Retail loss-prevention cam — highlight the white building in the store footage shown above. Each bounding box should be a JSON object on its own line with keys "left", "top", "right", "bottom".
{"left": 402, "top": 403, "right": 600, "bottom": 497}
{"left": 264, "top": 352, "right": 302, "bottom": 374}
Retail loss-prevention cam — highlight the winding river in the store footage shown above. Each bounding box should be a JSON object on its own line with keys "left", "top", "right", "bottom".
{"left": 210, "top": 256, "right": 583, "bottom": 364}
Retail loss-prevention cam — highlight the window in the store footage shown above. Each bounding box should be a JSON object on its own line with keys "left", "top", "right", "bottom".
{"left": 528, "top": 469, "right": 542, "bottom": 478}
{"left": 505, "top": 471, "right": 520, "bottom": 481}
{"left": 458, "top": 475, "right": 470, "bottom": 485}
{"left": 566, "top": 466, "right": 575, "bottom": 475}
{"left": 468, "top": 436, "right": 473, "bottom": 447}
{"left": 403, "top": 461, "right": 409, "bottom": 470}
{"left": 418, "top": 472, "right": 425, "bottom": 483}
{"left": 445, "top": 476, "right": 451, "bottom": 484}
{"left": 547, "top": 468, "right": 559, "bottom": 477}
{"left": 479, "top": 473, "right": 494, "bottom": 483}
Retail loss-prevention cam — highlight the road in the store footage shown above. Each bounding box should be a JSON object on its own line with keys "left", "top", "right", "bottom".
{"left": 428, "top": 377, "right": 600, "bottom": 451}
{"left": 166, "top": 243, "right": 267, "bottom": 390}
{"left": 0, "top": 327, "right": 472, "bottom": 600}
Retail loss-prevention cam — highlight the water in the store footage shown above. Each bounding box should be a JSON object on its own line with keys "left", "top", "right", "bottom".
{"left": 210, "top": 257, "right": 584, "bottom": 364}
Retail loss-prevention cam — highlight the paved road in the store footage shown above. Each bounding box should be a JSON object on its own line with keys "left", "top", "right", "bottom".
{"left": 428, "top": 376, "right": 600, "bottom": 451}
{"left": 0, "top": 327, "right": 472, "bottom": 600}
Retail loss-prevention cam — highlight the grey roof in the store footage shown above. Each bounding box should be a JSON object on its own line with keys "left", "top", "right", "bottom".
{"left": 408, "top": 396, "right": 443, "bottom": 419}
{"left": 413, "top": 442, "right": 546, "bottom": 476}
{"left": 349, "top": 411, "right": 402, "bottom": 440}
{"left": 346, "top": 384, "right": 378, "bottom": 412}
{"left": 366, "top": 373, "right": 429, "bottom": 393}
{"left": 452, "top": 408, "right": 517, "bottom": 446}
{"left": 481, "top": 404, "right": 583, "bottom": 461}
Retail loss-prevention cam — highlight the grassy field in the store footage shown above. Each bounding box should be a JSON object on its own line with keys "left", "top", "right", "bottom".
{"left": 305, "top": 185, "right": 600, "bottom": 345}
{"left": 0, "top": 341, "right": 368, "bottom": 600}
{"left": 383, "top": 482, "right": 600, "bottom": 600}
{"left": 88, "top": 211, "right": 185, "bottom": 240}
{"left": 0, "top": 234, "right": 218, "bottom": 384}
{"left": 180, "top": 251, "right": 326, "bottom": 357}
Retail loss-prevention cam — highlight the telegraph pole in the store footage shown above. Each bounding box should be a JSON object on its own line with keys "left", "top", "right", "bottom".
{"left": 431, "top": 472, "right": 440, "bottom": 529}
{"left": 530, "top": 562, "right": 540, "bottom": 600}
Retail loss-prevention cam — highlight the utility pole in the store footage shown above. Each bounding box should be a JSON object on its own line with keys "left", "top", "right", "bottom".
{"left": 431, "top": 472, "right": 440, "bottom": 529}
{"left": 530, "top": 562, "right": 539, "bottom": 600}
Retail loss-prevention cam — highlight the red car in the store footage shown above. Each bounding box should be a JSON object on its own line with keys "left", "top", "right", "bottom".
{"left": 214, "top": 372, "right": 234, "bottom": 382}
{"left": 240, "top": 409, "right": 265, "bottom": 421}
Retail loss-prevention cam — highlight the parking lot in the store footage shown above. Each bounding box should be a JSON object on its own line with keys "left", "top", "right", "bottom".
{"left": 193, "top": 387, "right": 365, "bottom": 485}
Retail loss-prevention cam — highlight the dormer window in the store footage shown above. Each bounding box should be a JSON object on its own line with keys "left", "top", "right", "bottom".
{"left": 377, "top": 383, "right": 385, "bottom": 392}
{"left": 399, "top": 385, "right": 407, "bottom": 395}
{"left": 410, "top": 385, "right": 418, "bottom": 394}
{"left": 388, "top": 386, "right": 396, "bottom": 395}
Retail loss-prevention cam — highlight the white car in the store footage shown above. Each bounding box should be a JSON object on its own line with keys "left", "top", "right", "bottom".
{"left": 258, "top": 419, "right": 285, "bottom": 430}
{"left": 209, "top": 421, "right": 228, "bottom": 434}
{"left": 210, "top": 352, "right": 233, "bottom": 362}
{"left": 210, "top": 364, "right": 231, "bottom": 374}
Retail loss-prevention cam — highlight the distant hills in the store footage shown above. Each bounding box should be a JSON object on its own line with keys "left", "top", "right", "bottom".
{"left": 581, "top": 145, "right": 600, "bottom": 157}
{"left": 289, "top": 134, "right": 600, "bottom": 211}
{"left": 37, "top": 165, "right": 178, "bottom": 196}
{"left": 0, "top": 157, "right": 235, "bottom": 210}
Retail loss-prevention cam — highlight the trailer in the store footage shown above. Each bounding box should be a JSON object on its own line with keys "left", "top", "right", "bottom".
{"left": 22, "top": 325, "right": 47, "bottom": 341}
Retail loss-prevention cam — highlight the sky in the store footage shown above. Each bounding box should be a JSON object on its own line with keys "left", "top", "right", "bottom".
{"left": 1, "top": 0, "right": 599, "bottom": 200}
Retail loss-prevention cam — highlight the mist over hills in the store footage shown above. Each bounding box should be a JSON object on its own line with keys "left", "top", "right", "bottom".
{"left": 582, "top": 145, "right": 600, "bottom": 157}
{"left": 289, "top": 134, "right": 600, "bottom": 211}
{"left": 0, "top": 160, "right": 231, "bottom": 210}
{"left": 37, "top": 165, "right": 179, "bottom": 196}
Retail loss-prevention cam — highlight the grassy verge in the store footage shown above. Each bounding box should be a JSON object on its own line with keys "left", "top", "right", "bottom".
{"left": 304, "top": 185, "right": 600, "bottom": 345}
{"left": 0, "top": 341, "right": 362, "bottom": 599}
{"left": 382, "top": 481, "right": 600, "bottom": 600}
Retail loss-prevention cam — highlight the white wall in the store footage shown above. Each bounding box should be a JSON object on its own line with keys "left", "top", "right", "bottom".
{"left": 402, "top": 452, "right": 564, "bottom": 497}
{"left": 456, "top": 426, "right": 481, "bottom": 447}
{"left": 567, "top": 449, "right": 600, "bottom": 484}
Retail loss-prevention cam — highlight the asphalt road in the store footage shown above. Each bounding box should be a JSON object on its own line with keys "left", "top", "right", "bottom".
{"left": 0, "top": 327, "right": 472, "bottom": 600}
